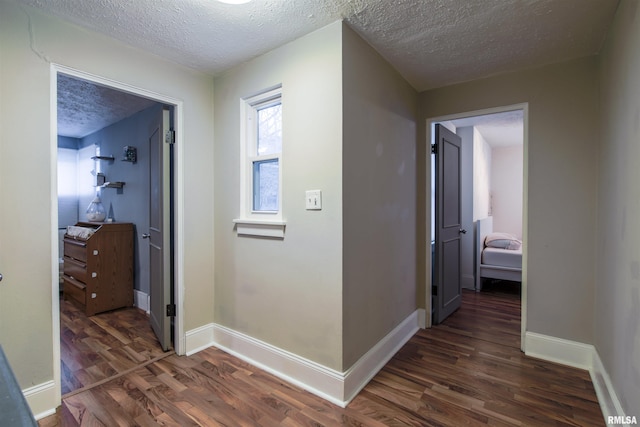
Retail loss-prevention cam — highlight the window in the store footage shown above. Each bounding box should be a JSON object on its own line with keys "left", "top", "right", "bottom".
{"left": 234, "top": 86, "right": 286, "bottom": 238}
{"left": 253, "top": 101, "right": 281, "bottom": 211}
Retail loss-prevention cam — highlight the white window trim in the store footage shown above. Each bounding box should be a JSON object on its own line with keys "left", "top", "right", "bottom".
{"left": 234, "top": 85, "right": 286, "bottom": 238}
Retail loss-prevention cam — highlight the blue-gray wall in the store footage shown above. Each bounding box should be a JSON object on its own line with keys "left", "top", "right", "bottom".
{"left": 59, "top": 103, "right": 162, "bottom": 295}
{"left": 57, "top": 135, "right": 79, "bottom": 150}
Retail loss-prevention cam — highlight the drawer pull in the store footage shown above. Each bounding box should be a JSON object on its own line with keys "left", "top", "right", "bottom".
{"left": 93, "top": 250, "right": 99, "bottom": 256}
{"left": 92, "top": 272, "right": 97, "bottom": 278}
{"left": 64, "top": 239, "right": 87, "bottom": 248}
{"left": 63, "top": 256, "right": 86, "bottom": 268}
{"left": 63, "top": 275, "right": 86, "bottom": 290}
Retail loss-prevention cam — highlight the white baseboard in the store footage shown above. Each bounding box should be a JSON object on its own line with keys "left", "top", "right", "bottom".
{"left": 185, "top": 323, "right": 215, "bottom": 356}
{"left": 134, "top": 290, "right": 150, "bottom": 313}
{"left": 590, "top": 350, "right": 632, "bottom": 426}
{"left": 462, "top": 273, "right": 475, "bottom": 290}
{"left": 524, "top": 332, "right": 629, "bottom": 425}
{"left": 524, "top": 331, "right": 594, "bottom": 370}
{"left": 212, "top": 323, "right": 346, "bottom": 406}
{"left": 23, "top": 380, "right": 57, "bottom": 421}
{"left": 343, "top": 310, "right": 420, "bottom": 403}
{"left": 185, "top": 310, "right": 420, "bottom": 407}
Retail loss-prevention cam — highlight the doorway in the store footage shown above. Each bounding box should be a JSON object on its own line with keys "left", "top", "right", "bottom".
{"left": 52, "top": 65, "right": 184, "bottom": 398}
{"left": 427, "top": 104, "right": 527, "bottom": 348}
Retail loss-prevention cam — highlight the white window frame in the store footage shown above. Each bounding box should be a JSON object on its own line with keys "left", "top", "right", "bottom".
{"left": 234, "top": 85, "right": 286, "bottom": 238}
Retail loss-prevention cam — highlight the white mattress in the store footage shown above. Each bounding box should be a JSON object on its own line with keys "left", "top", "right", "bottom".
{"left": 482, "top": 247, "right": 522, "bottom": 269}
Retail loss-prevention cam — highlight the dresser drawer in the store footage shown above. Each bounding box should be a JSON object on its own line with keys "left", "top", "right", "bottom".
{"left": 63, "top": 239, "right": 87, "bottom": 262}
{"left": 63, "top": 275, "right": 86, "bottom": 305}
{"left": 63, "top": 256, "right": 87, "bottom": 283}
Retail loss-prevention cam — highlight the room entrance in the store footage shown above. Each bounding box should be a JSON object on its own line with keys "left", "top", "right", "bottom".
{"left": 53, "top": 66, "right": 182, "bottom": 397}
{"left": 428, "top": 105, "right": 527, "bottom": 346}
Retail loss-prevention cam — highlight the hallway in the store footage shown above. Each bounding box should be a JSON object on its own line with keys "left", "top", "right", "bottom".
{"left": 41, "top": 285, "right": 604, "bottom": 426}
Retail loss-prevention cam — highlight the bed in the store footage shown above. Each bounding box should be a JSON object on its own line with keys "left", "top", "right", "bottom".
{"left": 475, "top": 217, "right": 522, "bottom": 290}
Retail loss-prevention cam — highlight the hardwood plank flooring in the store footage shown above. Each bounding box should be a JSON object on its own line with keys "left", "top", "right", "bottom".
{"left": 59, "top": 295, "right": 169, "bottom": 396}
{"left": 41, "top": 283, "right": 604, "bottom": 426}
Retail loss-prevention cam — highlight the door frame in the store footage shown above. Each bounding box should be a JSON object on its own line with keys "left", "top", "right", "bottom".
{"left": 50, "top": 64, "right": 186, "bottom": 400}
{"left": 425, "top": 103, "right": 529, "bottom": 352}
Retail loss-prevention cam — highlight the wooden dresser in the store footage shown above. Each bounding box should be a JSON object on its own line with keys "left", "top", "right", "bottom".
{"left": 62, "top": 222, "right": 134, "bottom": 316}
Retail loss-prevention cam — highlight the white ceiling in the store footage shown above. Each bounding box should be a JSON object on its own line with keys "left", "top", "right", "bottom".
{"left": 449, "top": 110, "right": 524, "bottom": 147}
{"left": 26, "top": 0, "right": 618, "bottom": 139}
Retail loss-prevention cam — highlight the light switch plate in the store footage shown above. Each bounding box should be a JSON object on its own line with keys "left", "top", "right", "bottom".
{"left": 306, "top": 190, "right": 322, "bottom": 210}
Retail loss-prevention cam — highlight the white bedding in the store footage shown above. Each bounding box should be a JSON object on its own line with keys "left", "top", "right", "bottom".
{"left": 482, "top": 247, "right": 522, "bottom": 269}
{"left": 476, "top": 217, "right": 523, "bottom": 289}
{"left": 66, "top": 225, "right": 96, "bottom": 240}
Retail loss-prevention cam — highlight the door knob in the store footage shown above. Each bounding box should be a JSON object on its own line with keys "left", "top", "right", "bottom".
{"left": 142, "top": 233, "right": 150, "bottom": 239}
{"left": 459, "top": 229, "right": 467, "bottom": 234}
{"left": 0, "top": 273, "right": 3, "bottom": 282}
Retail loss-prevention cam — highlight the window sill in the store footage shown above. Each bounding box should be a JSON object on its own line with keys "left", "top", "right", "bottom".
{"left": 233, "top": 218, "right": 286, "bottom": 239}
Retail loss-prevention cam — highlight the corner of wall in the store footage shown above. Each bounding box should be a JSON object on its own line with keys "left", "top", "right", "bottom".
{"left": 524, "top": 331, "right": 629, "bottom": 424}
{"left": 184, "top": 310, "right": 420, "bottom": 407}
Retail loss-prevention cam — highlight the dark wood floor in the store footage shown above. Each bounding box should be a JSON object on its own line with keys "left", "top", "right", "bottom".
{"left": 41, "top": 283, "right": 604, "bottom": 426}
{"left": 59, "top": 295, "right": 169, "bottom": 396}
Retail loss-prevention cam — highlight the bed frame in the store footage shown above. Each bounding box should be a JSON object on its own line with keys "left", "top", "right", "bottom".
{"left": 475, "top": 217, "right": 522, "bottom": 290}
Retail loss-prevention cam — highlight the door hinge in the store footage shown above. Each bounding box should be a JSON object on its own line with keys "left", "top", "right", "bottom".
{"left": 166, "top": 304, "right": 176, "bottom": 317}
{"left": 165, "top": 130, "right": 175, "bottom": 144}
{"left": 431, "top": 144, "right": 437, "bottom": 154}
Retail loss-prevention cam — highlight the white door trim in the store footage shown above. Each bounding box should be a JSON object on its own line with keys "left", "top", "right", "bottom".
{"left": 49, "top": 63, "right": 186, "bottom": 401}
{"left": 425, "top": 103, "right": 529, "bottom": 352}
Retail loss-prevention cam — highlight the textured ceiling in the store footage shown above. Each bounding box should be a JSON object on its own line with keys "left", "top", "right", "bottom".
{"left": 57, "top": 74, "right": 157, "bottom": 138}
{"left": 19, "top": 0, "right": 618, "bottom": 91}
{"left": 25, "top": 0, "right": 618, "bottom": 138}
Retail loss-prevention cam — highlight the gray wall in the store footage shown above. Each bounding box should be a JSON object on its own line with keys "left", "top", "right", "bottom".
{"left": 341, "top": 23, "right": 418, "bottom": 368}
{"left": 596, "top": 0, "right": 640, "bottom": 414}
{"left": 214, "top": 22, "right": 344, "bottom": 370}
{"left": 213, "top": 21, "right": 419, "bottom": 373}
{"left": 491, "top": 145, "right": 523, "bottom": 237}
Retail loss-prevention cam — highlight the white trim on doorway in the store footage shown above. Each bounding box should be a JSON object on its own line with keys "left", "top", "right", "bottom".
{"left": 425, "top": 103, "right": 529, "bottom": 352}
{"left": 49, "top": 63, "right": 186, "bottom": 409}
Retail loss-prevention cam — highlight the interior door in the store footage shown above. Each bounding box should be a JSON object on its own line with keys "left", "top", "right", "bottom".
{"left": 433, "top": 124, "right": 463, "bottom": 324}
{"left": 148, "top": 108, "right": 172, "bottom": 351}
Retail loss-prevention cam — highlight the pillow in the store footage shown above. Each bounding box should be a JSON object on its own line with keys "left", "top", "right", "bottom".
{"left": 485, "top": 232, "right": 522, "bottom": 250}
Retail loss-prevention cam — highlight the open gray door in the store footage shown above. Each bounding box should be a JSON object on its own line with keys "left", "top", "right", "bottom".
{"left": 433, "top": 124, "right": 463, "bottom": 324}
{"left": 148, "top": 108, "right": 172, "bottom": 351}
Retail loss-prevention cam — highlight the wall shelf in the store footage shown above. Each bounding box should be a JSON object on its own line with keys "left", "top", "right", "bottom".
{"left": 91, "top": 155, "right": 115, "bottom": 162}
{"left": 101, "top": 181, "right": 125, "bottom": 189}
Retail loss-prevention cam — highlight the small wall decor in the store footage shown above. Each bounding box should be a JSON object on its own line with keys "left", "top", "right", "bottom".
{"left": 122, "top": 146, "right": 137, "bottom": 163}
